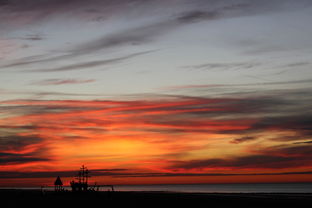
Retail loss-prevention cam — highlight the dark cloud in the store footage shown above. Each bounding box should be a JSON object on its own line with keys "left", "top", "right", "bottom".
{"left": 250, "top": 114, "right": 312, "bottom": 137}
{"left": 293, "top": 140, "right": 312, "bottom": 145}
{"left": 67, "top": 3, "right": 255, "bottom": 56}
{"left": 0, "top": 134, "right": 50, "bottom": 165}
{"left": 0, "top": 125, "right": 37, "bottom": 130}
{"left": 71, "top": 27, "right": 164, "bottom": 55}
{"left": 0, "top": 0, "right": 9, "bottom": 6}
{"left": 0, "top": 152, "right": 49, "bottom": 165}
{"left": 2, "top": 0, "right": 311, "bottom": 71}
{"left": 125, "top": 92, "right": 311, "bottom": 135}
{"left": 1, "top": 88, "right": 311, "bottom": 136}
{"left": 29, "top": 50, "right": 154, "bottom": 72}
{"left": 0, "top": 135, "right": 43, "bottom": 152}
{"left": 169, "top": 154, "right": 311, "bottom": 170}
{"left": 111, "top": 171, "right": 312, "bottom": 178}
{"left": 21, "top": 34, "right": 43, "bottom": 41}
{"left": 0, "top": 104, "right": 98, "bottom": 116}
{"left": 0, "top": 168, "right": 128, "bottom": 178}
{"left": 230, "top": 136, "right": 258, "bottom": 144}
{"left": 184, "top": 62, "right": 261, "bottom": 71}
{"left": 284, "top": 62, "right": 311, "bottom": 68}
{"left": 169, "top": 141, "right": 312, "bottom": 170}
{"left": 1, "top": 0, "right": 311, "bottom": 32}
{"left": 1, "top": 168, "right": 312, "bottom": 179}
{"left": 264, "top": 145, "right": 312, "bottom": 157}
{"left": 0, "top": 0, "right": 294, "bottom": 69}
{"left": 0, "top": 87, "right": 311, "bottom": 170}
{"left": 30, "top": 91, "right": 102, "bottom": 98}
{"left": 164, "top": 80, "right": 312, "bottom": 92}
{"left": 3, "top": 50, "right": 154, "bottom": 72}
{"left": 0, "top": 87, "right": 103, "bottom": 99}
{"left": 1, "top": 54, "right": 50, "bottom": 68}
{"left": 176, "top": 10, "right": 220, "bottom": 23}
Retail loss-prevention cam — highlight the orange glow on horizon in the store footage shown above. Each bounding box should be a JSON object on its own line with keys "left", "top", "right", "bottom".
{"left": 1, "top": 98, "right": 312, "bottom": 186}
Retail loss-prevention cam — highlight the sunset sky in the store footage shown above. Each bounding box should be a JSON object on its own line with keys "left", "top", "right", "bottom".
{"left": 1, "top": 0, "right": 312, "bottom": 187}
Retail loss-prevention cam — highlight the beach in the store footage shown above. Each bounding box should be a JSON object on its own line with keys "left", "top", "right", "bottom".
{"left": 1, "top": 189, "right": 311, "bottom": 208}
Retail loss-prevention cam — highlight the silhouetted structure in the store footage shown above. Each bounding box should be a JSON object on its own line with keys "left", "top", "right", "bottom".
{"left": 69, "top": 165, "right": 114, "bottom": 192}
{"left": 70, "top": 165, "right": 90, "bottom": 192}
{"left": 54, "top": 176, "right": 63, "bottom": 191}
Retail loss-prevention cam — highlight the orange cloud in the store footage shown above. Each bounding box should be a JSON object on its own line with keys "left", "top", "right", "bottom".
{"left": 1, "top": 95, "right": 312, "bottom": 186}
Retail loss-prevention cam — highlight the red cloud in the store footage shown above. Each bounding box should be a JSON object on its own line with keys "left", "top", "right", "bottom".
{"left": 1, "top": 95, "right": 311, "bottom": 185}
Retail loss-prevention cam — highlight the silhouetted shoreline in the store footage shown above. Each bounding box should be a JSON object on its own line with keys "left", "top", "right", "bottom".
{"left": 1, "top": 189, "right": 312, "bottom": 208}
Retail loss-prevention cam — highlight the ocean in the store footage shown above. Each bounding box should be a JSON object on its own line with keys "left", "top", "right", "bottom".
{"left": 114, "top": 183, "right": 312, "bottom": 193}
{"left": 3, "top": 183, "right": 312, "bottom": 193}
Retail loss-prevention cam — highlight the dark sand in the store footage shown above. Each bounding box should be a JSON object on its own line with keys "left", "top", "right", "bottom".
{"left": 1, "top": 189, "right": 311, "bottom": 208}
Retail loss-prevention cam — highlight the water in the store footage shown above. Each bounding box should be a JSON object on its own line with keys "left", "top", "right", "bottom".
{"left": 114, "top": 183, "right": 312, "bottom": 193}
{"left": 3, "top": 183, "right": 312, "bottom": 193}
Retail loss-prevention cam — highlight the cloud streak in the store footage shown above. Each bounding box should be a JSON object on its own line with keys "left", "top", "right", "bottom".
{"left": 4, "top": 0, "right": 308, "bottom": 69}
{"left": 163, "top": 79, "right": 312, "bottom": 91}
{"left": 184, "top": 62, "right": 261, "bottom": 71}
{"left": 169, "top": 152, "right": 312, "bottom": 170}
{"left": 28, "top": 50, "right": 155, "bottom": 72}
{"left": 31, "top": 79, "right": 95, "bottom": 85}
{"left": 230, "top": 136, "right": 258, "bottom": 144}
{"left": 1, "top": 88, "right": 311, "bottom": 175}
{"left": 1, "top": 169, "right": 312, "bottom": 179}
{"left": 0, "top": 152, "right": 50, "bottom": 165}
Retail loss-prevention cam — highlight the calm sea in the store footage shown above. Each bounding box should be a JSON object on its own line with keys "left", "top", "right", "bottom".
{"left": 4, "top": 183, "right": 312, "bottom": 193}
{"left": 115, "top": 183, "right": 312, "bottom": 193}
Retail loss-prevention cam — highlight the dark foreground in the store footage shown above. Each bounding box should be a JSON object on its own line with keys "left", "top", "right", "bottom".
{"left": 1, "top": 189, "right": 312, "bottom": 208}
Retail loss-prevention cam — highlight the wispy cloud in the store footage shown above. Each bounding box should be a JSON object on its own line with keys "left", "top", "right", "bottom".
{"left": 0, "top": 88, "right": 103, "bottom": 99}
{"left": 1, "top": 169, "right": 312, "bottom": 179}
{"left": 293, "top": 140, "right": 312, "bottom": 145}
{"left": 28, "top": 50, "right": 155, "bottom": 72}
{"left": 67, "top": 4, "right": 255, "bottom": 57}
{"left": 163, "top": 79, "right": 312, "bottom": 91}
{"left": 0, "top": 88, "right": 311, "bottom": 173}
{"left": 31, "top": 79, "right": 95, "bottom": 85}
{"left": 0, "top": 134, "right": 49, "bottom": 165}
{"left": 169, "top": 150, "right": 312, "bottom": 170}
{"left": 0, "top": 134, "right": 44, "bottom": 156}
{"left": 20, "top": 34, "right": 44, "bottom": 41}
{"left": 230, "top": 136, "right": 258, "bottom": 144}
{"left": 3, "top": 0, "right": 303, "bottom": 69}
{"left": 0, "top": 152, "right": 50, "bottom": 165}
{"left": 0, "top": 168, "right": 128, "bottom": 178}
{"left": 184, "top": 62, "right": 261, "bottom": 71}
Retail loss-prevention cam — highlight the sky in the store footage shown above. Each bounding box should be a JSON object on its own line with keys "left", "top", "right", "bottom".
{"left": 0, "top": 0, "right": 312, "bottom": 187}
